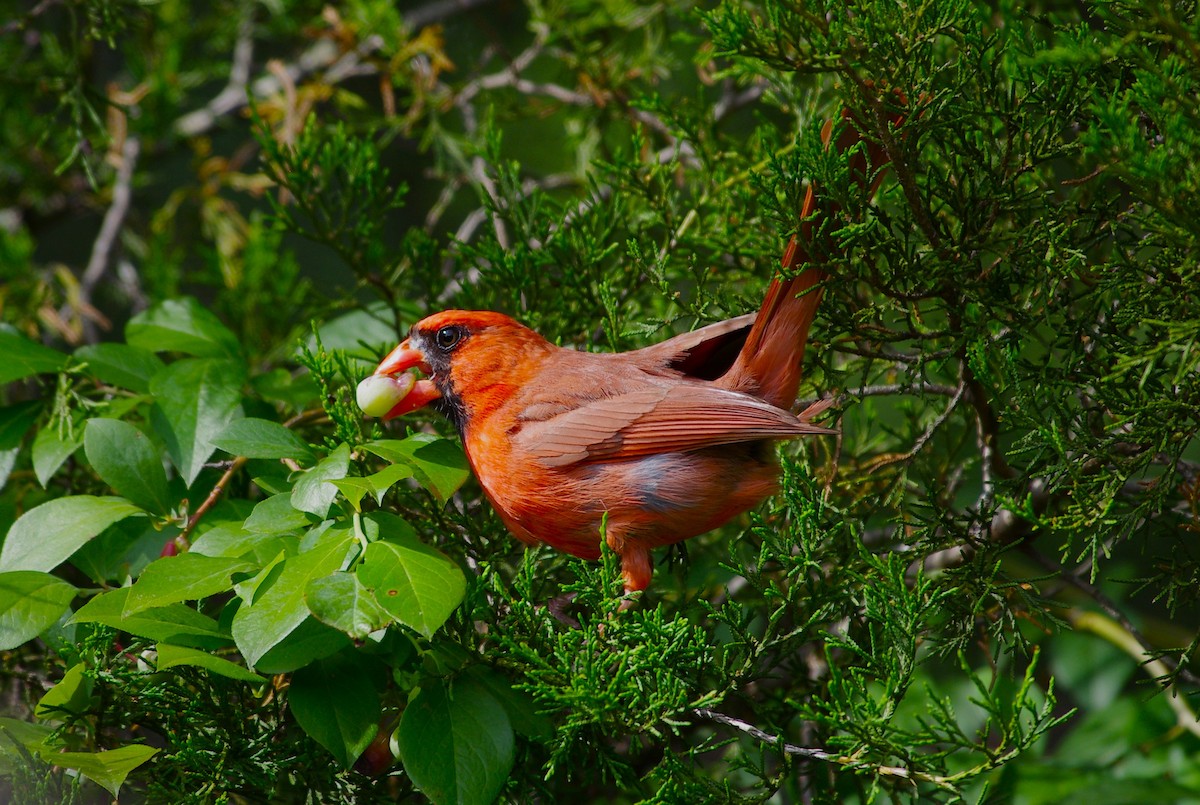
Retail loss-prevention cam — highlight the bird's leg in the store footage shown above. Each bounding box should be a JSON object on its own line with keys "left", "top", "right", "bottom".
{"left": 608, "top": 533, "right": 652, "bottom": 611}
{"left": 602, "top": 525, "right": 652, "bottom": 607}
{"left": 620, "top": 547, "right": 651, "bottom": 595}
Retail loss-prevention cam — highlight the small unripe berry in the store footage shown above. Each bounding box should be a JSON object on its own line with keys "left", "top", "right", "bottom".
{"left": 356, "top": 373, "right": 416, "bottom": 417}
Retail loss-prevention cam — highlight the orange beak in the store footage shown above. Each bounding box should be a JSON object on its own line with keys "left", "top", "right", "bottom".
{"left": 374, "top": 339, "right": 442, "bottom": 419}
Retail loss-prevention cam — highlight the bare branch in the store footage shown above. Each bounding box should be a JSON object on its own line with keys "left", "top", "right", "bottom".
{"left": 840, "top": 382, "right": 960, "bottom": 401}
{"left": 713, "top": 79, "right": 767, "bottom": 121}
{"left": 692, "top": 708, "right": 839, "bottom": 763}
{"left": 81, "top": 135, "right": 140, "bottom": 296}
{"left": 692, "top": 708, "right": 976, "bottom": 787}
{"left": 70, "top": 134, "right": 141, "bottom": 343}
{"left": 457, "top": 33, "right": 550, "bottom": 106}
{"left": 173, "top": 29, "right": 385, "bottom": 138}
{"left": 425, "top": 175, "right": 466, "bottom": 231}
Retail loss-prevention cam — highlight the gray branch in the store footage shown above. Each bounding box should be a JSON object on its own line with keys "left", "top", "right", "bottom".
{"left": 81, "top": 136, "right": 140, "bottom": 297}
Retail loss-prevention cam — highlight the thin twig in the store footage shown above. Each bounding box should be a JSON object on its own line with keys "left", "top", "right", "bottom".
{"left": 424, "top": 175, "right": 466, "bottom": 231}
{"left": 841, "top": 382, "right": 960, "bottom": 401}
{"left": 868, "top": 380, "right": 966, "bottom": 470}
{"left": 456, "top": 32, "right": 549, "bottom": 105}
{"left": 176, "top": 409, "right": 326, "bottom": 548}
{"left": 173, "top": 9, "right": 260, "bottom": 137}
{"left": 713, "top": 79, "right": 767, "bottom": 121}
{"left": 692, "top": 708, "right": 840, "bottom": 763}
{"left": 177, "top": 456, "right": 249, "bottom": 549}
{"left": 691, "top": 708, "right": 998, "bottom": 788}
{"left": 173, "top": 31, "right": 384, "bottom": 137}
{"left": 81, "top": 135, "right": 140, "bottom": 296}
{"left": 73, "top": 134, "right": 140, "bottom": 343}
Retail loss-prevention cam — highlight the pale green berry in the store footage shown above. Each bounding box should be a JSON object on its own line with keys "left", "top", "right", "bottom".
{"left": 356, "top": 373, "right": 416, "bottom": 418}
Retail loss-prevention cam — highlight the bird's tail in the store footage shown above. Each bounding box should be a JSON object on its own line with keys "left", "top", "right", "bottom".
{"left": 723, "top": 93, "right": 909, "bottom": 410}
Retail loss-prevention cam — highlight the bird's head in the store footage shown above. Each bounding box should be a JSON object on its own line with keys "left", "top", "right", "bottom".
{"left": 366, "top": 310, "right": 549, "bottom": 428}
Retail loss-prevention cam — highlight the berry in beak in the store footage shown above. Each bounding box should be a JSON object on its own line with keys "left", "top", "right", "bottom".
{"left": 358, "top": 340, "right": 443, "bottom": 420}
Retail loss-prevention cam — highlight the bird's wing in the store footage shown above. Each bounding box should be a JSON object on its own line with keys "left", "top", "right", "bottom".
{"left": 515, "top": 383, "right": 834, "bottom": 468}
{"left": 626, "top": 314, "right": 756, "bottom": 379}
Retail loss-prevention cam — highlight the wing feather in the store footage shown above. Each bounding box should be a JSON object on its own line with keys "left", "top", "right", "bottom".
{"left": 626, "top": 314, "right": 756, "bottom": 379}
{"left": 517, "top": 384, "right": 834, "bottom": 468}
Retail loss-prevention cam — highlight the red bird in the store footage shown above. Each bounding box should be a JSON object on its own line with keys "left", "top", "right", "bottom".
{"left": 370, "top": 104, "right": 901, "bottom": 598}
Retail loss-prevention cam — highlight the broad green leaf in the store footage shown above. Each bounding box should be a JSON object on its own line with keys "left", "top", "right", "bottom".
{"left": 231, "top": 525, "right": 355, "bottom": 667}
{"left": 397, "top": 676, "right": 514, "bottom": 805}
{"left": 0, "top": 448, "right": 17, "bottom": 492}
{"left": 32, "top": 423, "right": 84, "bottom": 487}
{"left": 84, "top": 418, "right": 173, "bottom": 514}
{"left": 0, "top": 496, "right": 144, "bottom": 572}
{"left": 464, "top": 666, "right": 554, "bottom": 741}
{"left": 363, "top": 434, "right": 469, "bottom": 502}
{"left": 48, "top": 745, "right": 158, "bottom": 797}
{"left": 71, "top": 588, "right": 229, "bottom": 649}
{"left": 405, "top": 437, "right": 470, "bottom": 502}
{"left": 0, "top": 571, "right": 77, "bottom": 650}
{"left": 356, "top": 534, "right": 465, "bottom": 638}
{"left": 150, "top": 358, "right": 245, "bottom": 486}
{"left": 0, "top": 328, "right": 67, "bottom": 384}
{"left": 1006, "top": 760, "right": 1199, "bottom": 803}
{"left": 154, "top": 643, "right": 265, "bottom": 686}
{"left": 123, "top": 553, "right": 255, "bottom": 615}
{"left": 329, "top": 477, "right": 374, "bottom": 513}
{"left": 358, "top": 510, "right": 417, "bottom": 543}
{"left": 126, "top": 297, "right": 241, "bottom": 359}
{"left": 289, "top": 652, "right": 381, "bottom": 768}
{"left": 291, "top": 442, "right": 350, "bottom": 517}
{"left": 74, "top": 343, "right": 165, "bottom": 393}
{"left": 0, "top": 719, "right": 53, "bottom": 777}
{"left": 253, "top": 617, "right": 350, "bottom": 675}
{"left": 35, "top": 663, "right": 94, "bottom": 720}
{"left": 249, "top": 469, "right": 292, "bottom": 496}
{"left": 233, "top": 549, "right": 285, "bottom": 605}
{"left": 244, "top": 492, "right": 312, "bottom": 534}
{"left": 331, "top": 464, "right": 414, "bottom": 512}
{"left": 1054, "top": 694, "right": 1171, "bottom": 765}
{"left": 1047, "top": 629, "right": 1132, "bottom": 713}
{"left": 210, "top": 417, "right": 314, "bottom": 460}
{"left": 0, "top": 405, "right": 35, "bottom": 490}
{"left": 39, "top": 615, "right": 78, "bottom": 662}
{"left": 70, "top": 520, "right": 176, "bottom": 584}
{"left": 0, "top": 718, "right": 52, "bottom": 748}
{"left": 190, "top": 520, "right": 284, "bottom": 561}
{"left": 0, "top": 400, "right": 41, "bottom": 450}
{"left": 363, "top": 463, "right": 415, "bottom": 496}
{"left": 251, "top": 367, "right": 321, "bottom": 410}
{"left": 306, "top": 571, "right": 391, "bottom": 639}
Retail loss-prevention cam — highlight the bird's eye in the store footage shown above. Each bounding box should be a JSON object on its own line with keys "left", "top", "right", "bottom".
{"left": 433, "top": 325, "right": 464, "bottom": 352}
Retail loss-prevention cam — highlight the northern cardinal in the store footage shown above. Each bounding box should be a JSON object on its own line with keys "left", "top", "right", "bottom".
{"left": 367, "top": 100, "right": 903, "bottom": 597}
